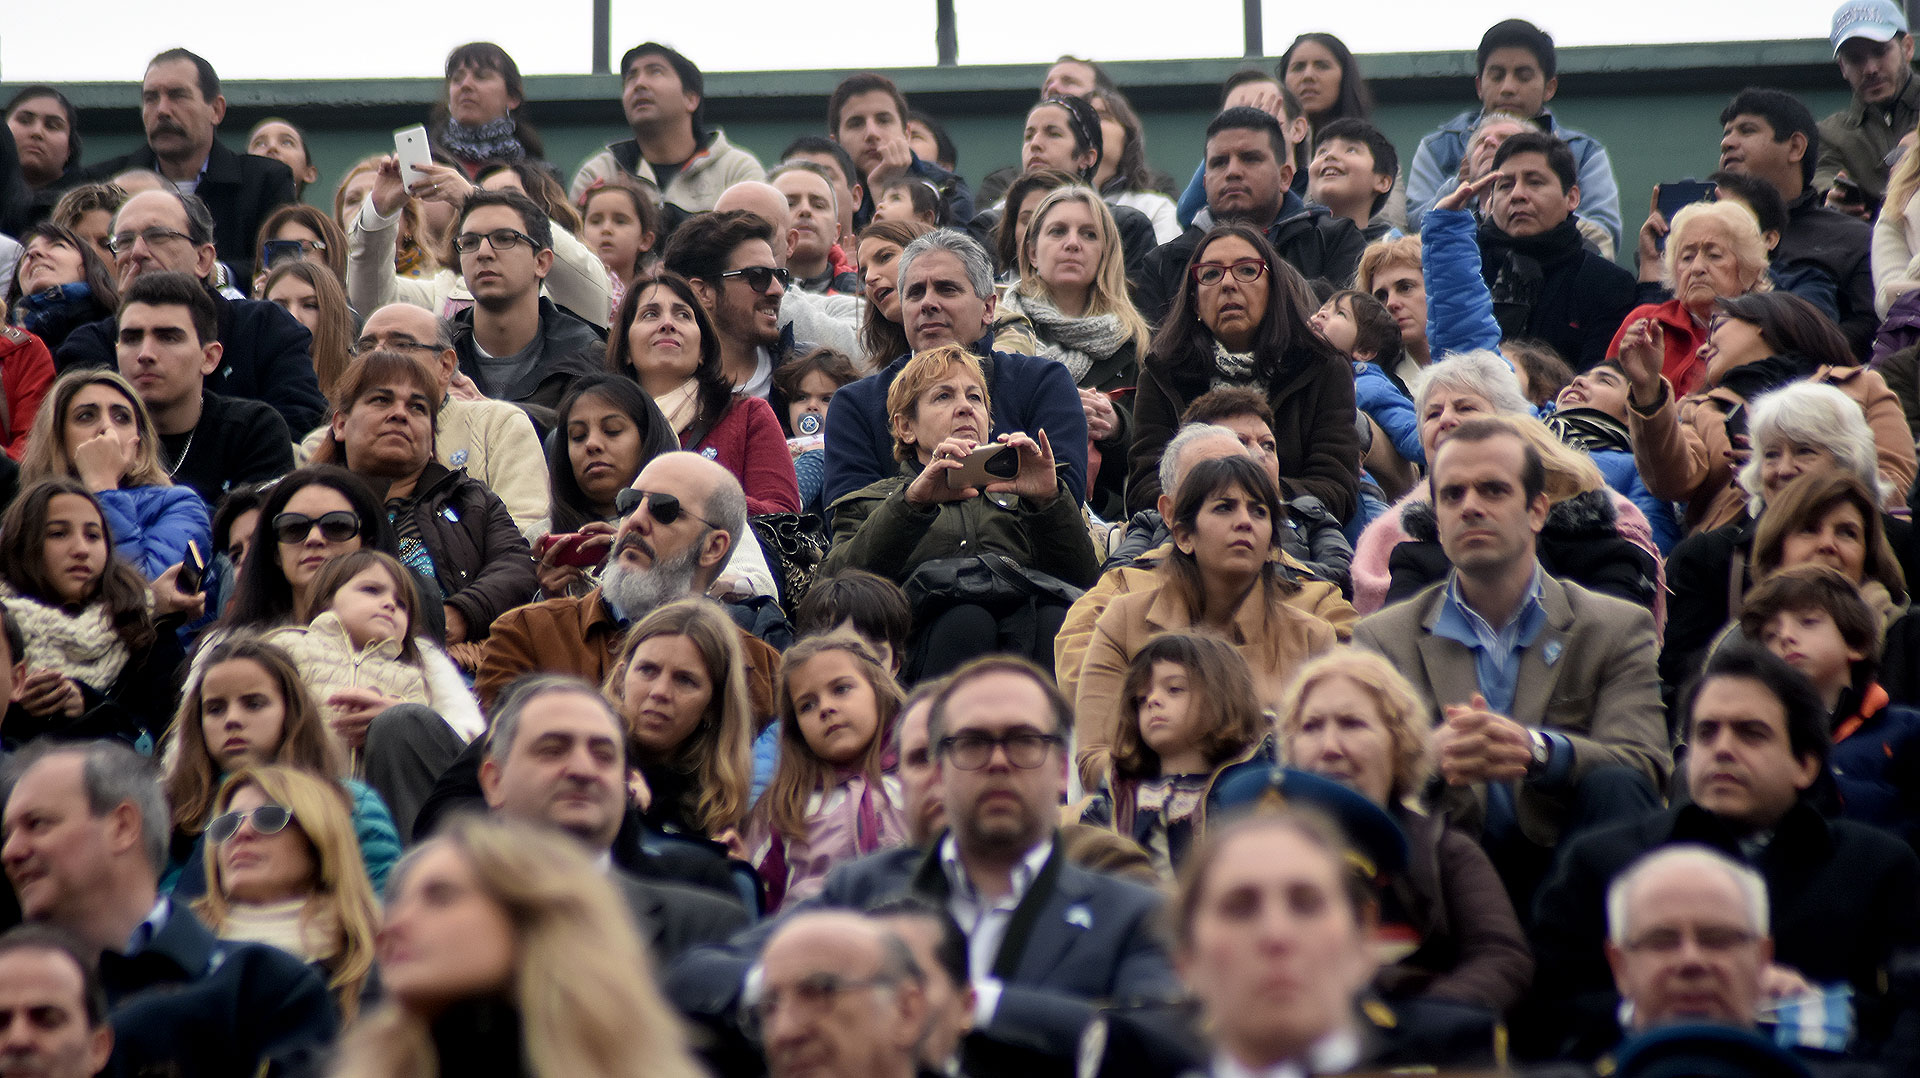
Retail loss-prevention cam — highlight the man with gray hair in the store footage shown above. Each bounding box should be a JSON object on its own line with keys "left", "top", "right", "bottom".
{"left": 0, "top": 740, "right": 333, "bottom": 1078}
{"left": 821, "top": 227, "right": 1088, "bottom": 505}
{"left": 478, "top": 674, "right": 747, "bottom": 961}
{"left": 751, "top": 911, "right": 928, "bottom": 1078}
{"left": 1604, "top": 845, "right": 1772, "bottom": 1035}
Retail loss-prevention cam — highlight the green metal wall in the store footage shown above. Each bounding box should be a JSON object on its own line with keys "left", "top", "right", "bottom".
{"left": 6, "top": 38, "right": 1856, "bottom": 265}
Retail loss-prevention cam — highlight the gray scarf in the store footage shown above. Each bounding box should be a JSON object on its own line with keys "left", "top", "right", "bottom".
{"left": 1211, "top": 338, "right": 1259, "bottom": 387}
{"left": 1001, "top": 290, "right": 1130, "bottom": 384}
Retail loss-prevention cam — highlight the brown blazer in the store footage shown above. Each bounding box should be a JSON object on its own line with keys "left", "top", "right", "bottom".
{"left": 474, "top": 588, "right": 779, "bottom": 719}
{"left": 1352, "top": 572, "right": 1670, "bottom": 847}
{"left": 1074, "top": 571, "right": 1338, "bottom": 791}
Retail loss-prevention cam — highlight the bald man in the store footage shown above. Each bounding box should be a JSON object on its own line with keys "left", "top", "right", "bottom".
{"left": 753, "top": 912, "right": 927, "bottom": 1078}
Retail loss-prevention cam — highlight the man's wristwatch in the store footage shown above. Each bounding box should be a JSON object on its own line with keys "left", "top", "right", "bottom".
{"left": 1527, "top": 729, "right": 1551, "bottom": 777}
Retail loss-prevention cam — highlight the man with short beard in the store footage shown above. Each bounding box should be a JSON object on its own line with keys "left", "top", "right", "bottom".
{"left": 474, "top": 451, "right": 779, "bottom": 714}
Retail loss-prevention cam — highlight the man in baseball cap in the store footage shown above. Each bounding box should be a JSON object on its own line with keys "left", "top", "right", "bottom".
{"left": 1818, "top": 0, "right": 1918, "bottom": 215}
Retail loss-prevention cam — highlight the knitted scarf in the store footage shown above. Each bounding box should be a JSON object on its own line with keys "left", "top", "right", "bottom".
{"left": 1211, "top": 338, "right": 1260, "bottom": 388}
{"left": 0, "top": 583, "right": 128, "bottom": 687}
{"left": 439, "top": 116, "right": 525, "bottom": 165}
{"left": 1544, "top": 407, "right": 1630, "bottom": 455}
{"left": 218, "top": 898, "right": 341, "bottom": 964}
{"left": 999, "top": 290, "right": 1129, "bottom": 384}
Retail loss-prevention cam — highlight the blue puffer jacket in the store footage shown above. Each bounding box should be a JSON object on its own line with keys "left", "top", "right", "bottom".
{"left": 1355, "top": 361, "right": 1423, "bottom": 465}
{"left": 1421, "top": 206, "right": 1504, "bottom": 359}
{"left": 1587, "top": 447, "right": 1681, "bottom": 555}
{"left": 1830, "top": 685, "right": 1920, "bottom": 849}
{"left": 97, "top": 485, "right": 211, "bottom": 581}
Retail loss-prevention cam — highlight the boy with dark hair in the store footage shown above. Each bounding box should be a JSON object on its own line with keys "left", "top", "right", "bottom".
{"left": 1740, "top": 563, "right": 1920, "bottom": 843}
{"left": 793, "top": 569, "right": 913, "bottom": 677}
{"left": 1307, "top": 118, "right": 1400, "bottom": 238}
{"left": 1405, "top": 19, "right": 1620, "bottom": 247}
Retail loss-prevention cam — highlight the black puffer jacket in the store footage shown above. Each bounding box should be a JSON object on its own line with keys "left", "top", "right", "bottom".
{"left": 1385, "top": 488, "right": 1658, "bottom": 609}
{"left": 398, "top": 462, "right": 537, "bottom": 638}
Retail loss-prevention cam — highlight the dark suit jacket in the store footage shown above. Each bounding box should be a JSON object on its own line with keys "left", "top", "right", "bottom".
{"left": 87, "top": 139, "right": 295, "bottom": 269}
{"left": 667, "top": 837, "right": 1178, "bottom": 1063}
{"left": 613, "top": 867, "right": 750, "bottom": 966}
{"left": 1353, "top": 570, "right": 1670, "bottom": 845}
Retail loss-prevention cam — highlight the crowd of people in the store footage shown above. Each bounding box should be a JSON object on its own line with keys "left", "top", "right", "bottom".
{"left": 0, "top": 5, "right": 1917, "bottom": 1077}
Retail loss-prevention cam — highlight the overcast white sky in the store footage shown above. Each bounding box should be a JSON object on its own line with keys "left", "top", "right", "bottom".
{"left": 2, "top": 1, "right": 1827, "bottom": 83}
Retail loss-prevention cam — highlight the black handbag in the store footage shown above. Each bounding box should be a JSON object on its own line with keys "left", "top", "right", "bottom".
{"left": 749, "top": 512, "right": 831, "bottom": 614}
{"left": 901, "top": 553, "right": 1086, "bottom": 614}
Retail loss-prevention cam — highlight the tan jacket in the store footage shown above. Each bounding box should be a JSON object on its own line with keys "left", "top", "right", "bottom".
{"left": 1353, "top": 573, "right": 1669, "bottom": 847}
{"left": 1073, "top": 572, "right": 1338, "bottom": 791}
{"left": 1628, "top": 364, "right": 1914, "bottom": 535}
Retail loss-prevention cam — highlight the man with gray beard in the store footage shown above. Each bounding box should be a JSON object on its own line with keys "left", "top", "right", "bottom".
{"left": 475, "top": 451, "right": 781, "bottom": 717}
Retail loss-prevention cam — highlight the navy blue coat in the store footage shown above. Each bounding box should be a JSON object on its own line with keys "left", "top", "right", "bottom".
{"left": 54, "top": 290, "right": 327, "bottom": 435}
{"left": 821, "top": 336, "right": 1089, "bottom": 508}
{"left": 667, "top": 838, "right": 1178, "bottom": 1064}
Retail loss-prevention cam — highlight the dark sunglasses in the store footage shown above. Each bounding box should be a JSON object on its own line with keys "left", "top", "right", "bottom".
{"left": 272, "top": 510, "right": 361, "bottom": 545}
{"left": 207, "top": 804, "right": 293, "bottom": 843}
{"left": 718, "top": 265, "right": 791, "bottom": 294}
{"left": 615, "top": 488, "right": 719, "bottom": 529}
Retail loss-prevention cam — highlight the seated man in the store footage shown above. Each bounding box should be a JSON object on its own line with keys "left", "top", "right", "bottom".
{"left": 57, "top": 187, "right": 326, "bottom": 433}
{"left": 781, "top": 136, "right": 866, "bottom": 267}
{"left": 669, "top": 657, "right": 1179, "bottom": 1067}
{"left": 659, "top": 209, "right": 803, "bottom": 398}
{"left": 1530, "top": 645, "right": 1920, "bottom": 1064}
{"left": 709, "top": 180, "right": 863, "bottom": 363}
{"left": 829, "top": 72, "right": 975, "bottom": 229}
{"left": 315, "top": 348, "right": 536, "bottom": 648}
{"left": 1718, "top": 88, "right": 1875, "bottom": 357}
{"left": 1307, "top": 118, "right": 1401, "bottom": 241}
{"left": 0, "top": 925, "right": 114, "bottom": 1078}
{"left": 1354, "top": 418, "right": 1668, "bottom": 896}
{"left": 771, "top": 161, "right": 859, "bottom": 294}
{"left": 112, "top": 270, "right": 291, "bottom": 505}
{"left": 474, "top": 451, "right": 779, "bottom": 713}
{"left": 0, "top": 741, "right": 333, "bottom": 1078}
{"left": 752, "top": 912, "right": 928, "bottom": 1078}
{"left": 1405, "top": 18, "right": 1621, "bottom": 247}
{"left": 821, "top": 228, "right": 1087, "bottom": 506}
{"left": 478, "top": 673, "right": 748, "bottom": 962}
{"left": 1172, "top": 70, "right": 1311, "bottom": 230}
{"left": 1818, "top": 0, "right": 1920, "bottom": 216}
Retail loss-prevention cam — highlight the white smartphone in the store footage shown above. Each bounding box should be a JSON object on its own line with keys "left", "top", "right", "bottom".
{"left": 394, "top": 125, "right": 431, "bottom": 189}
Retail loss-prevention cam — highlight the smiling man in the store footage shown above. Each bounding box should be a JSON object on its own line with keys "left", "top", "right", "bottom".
{"left": 1818, "top": 0, "right": 1920, "bottom": 214}
{"left": 1530, "top": 644, "right": 1920, "bottom": 1066}
{"left": 660, "top": 209, "right": 793, "bottom": 397}
{"left": 568, "top": 43, "right": 765, "bottom": 223}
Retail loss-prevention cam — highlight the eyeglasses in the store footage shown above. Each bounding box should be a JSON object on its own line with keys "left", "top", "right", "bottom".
{"left": 106, "top": 227, "right": 193, "bottom": 255}
{"left": 452, "top": 228, "right": 541, "bottom": 254}
{"left": 1621, "top": 925, "right": 1761, "bottom": 955}
{"left": 1189, "top": 258, "right": 1269, "bottom": 287}
{"left": 937, "top": 730, "right": 1064, "bottom": 770}
{"left": 272, "top": 510, "right": 362, "bottom": 545}
{"left": 615, "top": 488, "right": 720, "bottom": 529}
{"left": 262, "top": 237, "right": 327, "bottom": 268}
{"left": 718, "top": 265, "right": 791, "bottom": 294}
{"left": 745, "top": 971, "right": 898, "bottom": 1031}
{"left": 207, "top": 804, "right": 293, "bottom": 844}
{"left": 348, "top": 336, "right": 443, "bottom": 358}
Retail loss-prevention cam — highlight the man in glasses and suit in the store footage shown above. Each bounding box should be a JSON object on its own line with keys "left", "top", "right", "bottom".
{"left": 669, "top": 655, "right": 1179, "bottom": 1074}
{"left": 447, "top": 189, "right": 605, "bottom": 433}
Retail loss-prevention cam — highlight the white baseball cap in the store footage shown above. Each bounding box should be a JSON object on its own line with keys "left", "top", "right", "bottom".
{"left": 1832, "top": 0, "right": 1910, "bottom": 54}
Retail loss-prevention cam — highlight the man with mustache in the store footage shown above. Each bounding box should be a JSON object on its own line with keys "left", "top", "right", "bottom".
{"left": 1529, "top": 644, "right": 1920, "bottom": 1068}
{"left": 83, "top": 49, "right": 293, "bottom": 277}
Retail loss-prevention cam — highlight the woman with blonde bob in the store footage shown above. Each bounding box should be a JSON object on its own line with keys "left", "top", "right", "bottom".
{"left": 1613, "top": 198, "right": 1772, "bottom": 397}
{"left": 998, "top": 184, "right": 1151, "bottom": 516}
{"left": 330, "top": 815, "right": 704, "bottom": 1078}
{"left": 196, "top": 764, "right": 381, "bottom": 1022}
{"left": 19, "top": 367, "right": 209, "bottom": 580}
{"left": 602, "top": 598, "right": 755, "bottom": 840}
{"left": 1276, "top": 649, "right": 1532, "bottom": 1012}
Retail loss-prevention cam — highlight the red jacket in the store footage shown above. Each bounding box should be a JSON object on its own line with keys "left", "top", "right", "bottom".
{"left": 685, "top": 395, "right": 802, "bottom": 515}
{"left": 0, "top": 327, "right": 54, "bottom": 460}
{"left": 1607, "top": 299, "right": 1707, "bottom": 397}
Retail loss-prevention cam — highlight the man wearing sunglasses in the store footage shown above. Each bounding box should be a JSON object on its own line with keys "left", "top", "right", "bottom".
{"left": 447, "top": 189, "right": 605, "bottom": 433}
{"left": 661, "top": 209, "right": 800, "bottom": 401}
{"left": 476, "top": 451, "right": 780, "bottom": 716}
{"left": 0, "top": 741, "right": 334, "bottom": 1078}
{"left": 670, "top": 656, "right": 1176, "bottom": 1075}
{"left": 710, "top": 180, "right": 866, "bottom": 362}
{"left": 54, "top": 187, "right": 328, "bottom": 435}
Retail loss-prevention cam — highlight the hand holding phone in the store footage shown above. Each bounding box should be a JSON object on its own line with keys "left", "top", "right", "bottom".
{"left": 1653, "top": 179, "right": 1716, "bottom": 251}
{"left": 394, "top": 125, "right": 431, "bottom": 190}
{"left": 176, "top": 540, "right": 206, "bottom": 594}
{"left": 538, "top": 532, "right": 613, "bottom": 568}
{"left": 945, "top": 443, "right": 1020, "bottom": 490}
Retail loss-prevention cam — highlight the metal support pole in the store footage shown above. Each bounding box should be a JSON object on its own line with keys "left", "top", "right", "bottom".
{"left": 936, "top": 0, "right": 958, "bottom": 67}
{"left": 1243, "top": 0, "right": 1262, "bottom": 58}
{"left": 592, "top": 0, "right": 611, "bottom": 74}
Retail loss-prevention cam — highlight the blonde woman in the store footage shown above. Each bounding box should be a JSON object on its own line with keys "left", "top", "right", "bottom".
{"left": 196, "top": 765, "right": 382, "bottom": 1022}
{"left": 19, "top": 367, "right": 208, "bottom": 580}
{"left": 1872, "top": 118, "right": 1920, "bottom": 318}
{"left": 997, "top": 184, "right": 1151, "bottom": 515}
{"left": 1275, "top": 649, "right": 1531, "bottom": 1013}
{"left": 1613, "top": 198, "right": 1773, "bottom": 397}
{"left": 331, "top": 815, "right": 705, "bottom": 1078}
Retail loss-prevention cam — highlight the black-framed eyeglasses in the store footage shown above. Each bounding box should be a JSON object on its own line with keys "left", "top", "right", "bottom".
{"left": 349, "top": 336, "right": 444, "bottom": 358}
{"left": 1189, "top": 258, "right": 1269, "bottom": 287}
{"left": 615, "top": 488, "right": 720, "bottom": 529}
{"left": 272, "top": 510, "right": 361, "bottom": 545}
{"left": 718, "top": 265, "right": 791, "bottom": 294}
{"left": 207, "top": 804, "right": 293, "bottom": 843}
{"left": 453, "top": 228, "right": 541, "bottom": 254}
{"left": 937, "top": 730, "right": 1064, "bottom": 770}
{"left": 106, "top": 227, "right": 193, "bottom": 255}
{"left": 745, "top": 971, "right": 899, "bottom": 1032}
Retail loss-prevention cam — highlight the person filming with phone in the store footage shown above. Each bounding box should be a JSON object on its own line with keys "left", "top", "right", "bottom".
{"left": 821, "top": 343, "right": 1097, "bottom": 679}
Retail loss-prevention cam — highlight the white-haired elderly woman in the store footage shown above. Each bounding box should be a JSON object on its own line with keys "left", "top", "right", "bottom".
{"left": 1660, "top": 380, "right": 1920, "bottom": 689}
{"left": 1611, "top": 199, "right": 1773, "bottom": 398}
{"left": 1350, "top": 350, "right": 1665, "bottom": 626}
